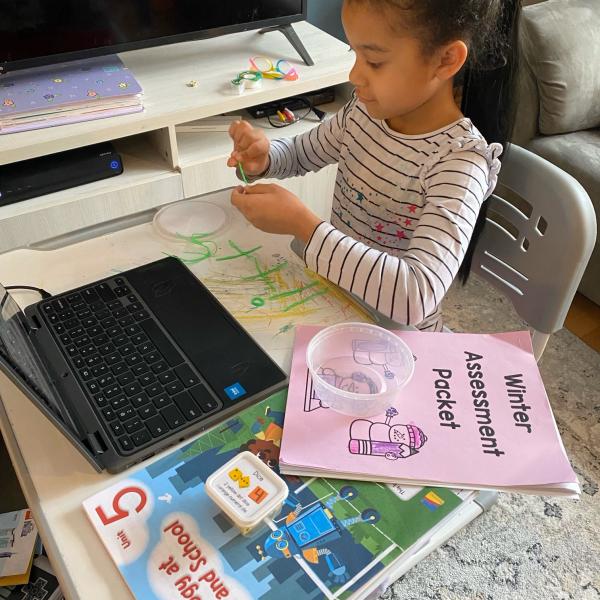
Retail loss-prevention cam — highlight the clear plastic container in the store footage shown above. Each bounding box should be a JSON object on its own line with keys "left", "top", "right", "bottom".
{"left": 153, "top": 200, "right": 229, "bottom": 241}
{"left": 306, "top": 323, "right": 414, "bottom": 417}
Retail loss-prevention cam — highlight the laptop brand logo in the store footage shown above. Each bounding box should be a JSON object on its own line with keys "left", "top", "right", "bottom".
{"left": 152, "top": 280, "right": 174, "bottom": 298}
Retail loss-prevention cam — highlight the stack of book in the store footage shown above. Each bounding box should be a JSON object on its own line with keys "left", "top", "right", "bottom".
{"left": 82, "top": 391, "right": 481, "bottom": 600}
{"left": 0, "top": 556, "right": 63, "bottom": 600}
{"left": 279, "top": 326, "right": 580, "bottom": 497}
{"left": 79, "top": 328, "right": 579, "bottom": 599}
{"left": 0, "top": 509, "right": 38, "bottom": 587}
{"left": 0, "top": 55, "right": 143, "bottom": 134}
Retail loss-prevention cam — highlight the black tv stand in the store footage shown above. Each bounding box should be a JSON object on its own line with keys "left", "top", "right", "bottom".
{"left": 258, "top": 24, "right": 315, "bottom": 66}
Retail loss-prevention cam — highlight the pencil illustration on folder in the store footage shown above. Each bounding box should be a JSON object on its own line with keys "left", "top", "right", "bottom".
{"left": 349, "top": 408, "right": 428, "bottom": 460}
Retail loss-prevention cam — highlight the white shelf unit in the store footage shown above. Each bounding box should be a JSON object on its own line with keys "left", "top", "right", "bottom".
{"left": 0, "top": 22, "right": 351, "bottom": 252}
{"left": 176, "top": 95, "right": 349, "bottom": 215}
{"left": 0, "top": 134, "right": 183, "bottom": 252}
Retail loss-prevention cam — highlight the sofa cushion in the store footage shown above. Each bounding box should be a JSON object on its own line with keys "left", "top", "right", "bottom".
{"left": 523, "top": 0, "right": 600, "bottom": 135}
{"left": 527, "top": 130, "right": 600, "bottom": 212}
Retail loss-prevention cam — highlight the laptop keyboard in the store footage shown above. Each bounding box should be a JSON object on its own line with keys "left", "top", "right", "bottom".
{"left": 39, "top": 276, "right": 221, "bottom": 454}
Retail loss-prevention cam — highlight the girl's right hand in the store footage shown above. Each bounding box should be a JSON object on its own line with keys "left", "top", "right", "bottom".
{"left": 227, "top": 120, "right": 271, "bottom": 176}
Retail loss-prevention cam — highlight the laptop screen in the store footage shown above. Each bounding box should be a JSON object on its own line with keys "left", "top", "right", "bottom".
{"left": 0, "top": 284, "right": 60, "bottom": 415}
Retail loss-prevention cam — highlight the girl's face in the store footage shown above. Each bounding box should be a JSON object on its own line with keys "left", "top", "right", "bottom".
{"left": 342, "top": 2, "right": 444, "bottom": 123}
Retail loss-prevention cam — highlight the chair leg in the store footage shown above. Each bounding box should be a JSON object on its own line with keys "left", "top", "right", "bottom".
{"left": 531, "top": 331, "right": 550, "bottom": 362}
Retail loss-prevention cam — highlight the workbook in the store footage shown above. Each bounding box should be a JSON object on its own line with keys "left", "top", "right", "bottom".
{"left": 279, "top": 326, "right": 580, "bottom": 497}
{"left": 83, "top": 391, "right": 486, "bottom": 600}
{"left": 0, "top": 55, "right": 143, "bottom": 133}
{"left": 0, "top": 510, "right": 38, "bottom": 581}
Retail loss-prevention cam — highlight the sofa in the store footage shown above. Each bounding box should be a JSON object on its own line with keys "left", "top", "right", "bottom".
{"left": 514, "top": 0, "right": 600, "bottom": 305}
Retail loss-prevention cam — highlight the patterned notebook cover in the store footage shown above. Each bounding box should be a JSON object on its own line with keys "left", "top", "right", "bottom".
{"left": 0, "top": 55, "right": 142, "bottom": 119}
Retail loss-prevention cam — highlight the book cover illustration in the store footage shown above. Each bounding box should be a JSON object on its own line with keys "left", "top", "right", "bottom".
{"left": 0, "top": 55, "right": 142, "bottom": 117}
{"left": 83, "top": 392, "right": 462, "bottom": 600}
{"left": 0, "top": 555, "right": 63, "bottom": 600}
{"left": 280, "top": 326, "right": 579, "bottom": 494}
{"left": 0, "top": 510, "right": 37, "bottom": 579}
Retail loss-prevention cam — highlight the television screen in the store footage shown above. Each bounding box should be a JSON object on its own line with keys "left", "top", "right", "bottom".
{"left": 0, "top": 1, "right": 306, "bottom": 71}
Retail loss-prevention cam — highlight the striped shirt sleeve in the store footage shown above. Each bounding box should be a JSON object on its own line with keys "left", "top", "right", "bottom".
{"left": 262, "top": 98, "right": 355, "bottom": 180}
{"left": 304, "top": 150, "right": 491, "bottom": 326}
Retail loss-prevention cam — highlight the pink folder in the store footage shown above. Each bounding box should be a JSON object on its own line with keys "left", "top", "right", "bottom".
{"left": 280, "top": 326, "right": 580, "bottom": 497}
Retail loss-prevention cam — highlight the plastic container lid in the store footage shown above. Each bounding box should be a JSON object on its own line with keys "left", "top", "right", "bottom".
{"left": 205, "top": 451, "right": 288, "bottom": 534}
{"left": 306, "top": 322, "right": 415, "bottom": 417}
{"left": 153, "top": 200, "right": 229, "bottom": 240}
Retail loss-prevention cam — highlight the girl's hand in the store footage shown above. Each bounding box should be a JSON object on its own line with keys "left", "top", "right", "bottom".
{"left": 231, "top": 184, "right": 321, "bottom": 243}
{"left": 227, "top": 120, "right": 271, "bottom": 176}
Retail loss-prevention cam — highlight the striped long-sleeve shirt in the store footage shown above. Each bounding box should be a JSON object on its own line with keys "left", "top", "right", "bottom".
{"left": 262, "top": 96, "right": 502, "bottom": 330}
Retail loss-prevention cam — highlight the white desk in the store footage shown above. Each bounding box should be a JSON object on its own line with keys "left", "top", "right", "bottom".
{"left": 0, "top": 21, "right": 359, "bottom": 598}
{"left": 0, "top": 189, "right": 374, "bottom": 599}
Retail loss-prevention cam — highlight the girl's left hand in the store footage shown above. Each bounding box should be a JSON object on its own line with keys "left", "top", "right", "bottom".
{"left": 231, "top": 184, "right": 322, "bottom": 243}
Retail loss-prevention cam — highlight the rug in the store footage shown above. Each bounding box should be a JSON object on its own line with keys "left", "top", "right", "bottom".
{"left": 382, "top": 275, "right": 600, "bottom": 600}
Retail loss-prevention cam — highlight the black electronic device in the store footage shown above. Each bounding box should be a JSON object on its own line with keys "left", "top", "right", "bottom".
{"left": 0, "top": 1, "right": 313, "bottom": 73}
{"left": 246, "top": 87, "right": 337, "bottom": 119}
{"left": 0, "top": 142, "right": 123, "bottom": 207}
{"left": 0, "top": 257, "right": 287, "bottom": 473}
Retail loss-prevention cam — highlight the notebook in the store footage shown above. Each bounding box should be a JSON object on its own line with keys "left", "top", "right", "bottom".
{"left": 279, "top": 326, "right": 580, "bottom": 497}
{"left": 0, "top": 510, "right": 37, "bottom": 581}
{"left": 0, "top": 55, "right": 143, "bottom": 133}
{"left": 83, "top": 390, "right": 493, "bottom": 600}
{"left": 0, "top": 257, "right": 286, "bottom": 473}
{"left": 0, "top": 555, "right": 63, "bottom": 600}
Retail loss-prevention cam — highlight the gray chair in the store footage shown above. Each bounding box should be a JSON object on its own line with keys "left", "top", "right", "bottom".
{"left": 471, "top": 144, "right": 597, "bottom": 361}
{"left": 514, "top": 0, "right": 600, "bottom": 305}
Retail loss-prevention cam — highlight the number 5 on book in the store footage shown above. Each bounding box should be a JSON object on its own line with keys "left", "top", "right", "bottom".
{"left": 95, "top": 486, "right": 148, "bottom": 526}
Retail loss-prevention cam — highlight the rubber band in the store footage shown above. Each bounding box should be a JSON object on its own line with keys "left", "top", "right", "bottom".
{"left": 230, "top": 70, "right": 263, "bottom": 94}
{"left": 248, "top": 56, "right": 299, "bottom": 81}
{"left": 238, "top": 163, "right": 249, "bottom": 184}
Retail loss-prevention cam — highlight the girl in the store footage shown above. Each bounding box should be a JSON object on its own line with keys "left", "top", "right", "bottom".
{"left": 228, "top": 0, "right": 520, "bottom": 331}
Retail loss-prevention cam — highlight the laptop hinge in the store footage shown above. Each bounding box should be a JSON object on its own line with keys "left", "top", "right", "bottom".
{"left": 86, "top": 431, "right": 108, "bottom": 456}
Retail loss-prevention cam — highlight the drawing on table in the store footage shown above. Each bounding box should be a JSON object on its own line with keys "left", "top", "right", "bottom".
{"left": 169, "top": 236, "right": 370, "bottom": 328}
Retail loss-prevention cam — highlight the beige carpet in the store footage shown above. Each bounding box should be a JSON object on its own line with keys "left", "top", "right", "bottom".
{"left": 383, "top": 275, "right": 600, "bottom": 600}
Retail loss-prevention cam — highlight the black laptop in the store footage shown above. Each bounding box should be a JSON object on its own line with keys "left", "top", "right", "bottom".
{"left": 0, "top": 257, "right": 287, "bottom": 472}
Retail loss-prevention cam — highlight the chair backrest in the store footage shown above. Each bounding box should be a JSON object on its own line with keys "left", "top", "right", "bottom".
{"left": 471, "top": 144, "right": 597, "bottom": 360}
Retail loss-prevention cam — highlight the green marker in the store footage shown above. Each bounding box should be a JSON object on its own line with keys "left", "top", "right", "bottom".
{"left": 238, "top": 162, "right": 249, "bottom": 185}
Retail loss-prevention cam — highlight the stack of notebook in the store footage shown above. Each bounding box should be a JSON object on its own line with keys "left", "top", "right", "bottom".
{"left": 83, "top": 391, "right": 485, "bottom": 600}
{"left": 279, "top": 326, "right": 580, "bottom": 498}
{"left": 0, "top": 55, "right": 143, "bottom": 134}
{"left": 0, "top": 509, "right": 38, "bottom": 587}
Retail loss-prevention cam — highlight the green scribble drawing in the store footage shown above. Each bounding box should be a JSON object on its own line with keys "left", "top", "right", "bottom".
{"left": 164, "top": 232, "right": 218, "bottom": 264}
{"left": 242, "top": 261, "right": 288, "bottom": 281}
{"left": 216, "top": 241, "right": 262, "bottom": 261}
{"left": 277, "top": 323, "right": 294, "bottom": 335}
{"left": 282, "top": 289, "right": 329, "bottom": 312}
{"left": 269, "top": 280, "right": 321, "bottom": 300}
{"left": 165, "top": 234, "right": 369, "bottom": 325}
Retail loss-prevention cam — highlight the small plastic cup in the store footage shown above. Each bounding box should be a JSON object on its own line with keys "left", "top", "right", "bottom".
{"left": 306, "top": 323, "right": 414, "bottom": 417}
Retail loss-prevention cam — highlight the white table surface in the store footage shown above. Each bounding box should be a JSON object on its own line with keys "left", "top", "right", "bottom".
{"left": 0, "top": 190, "right": 372, "bottom": 599}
